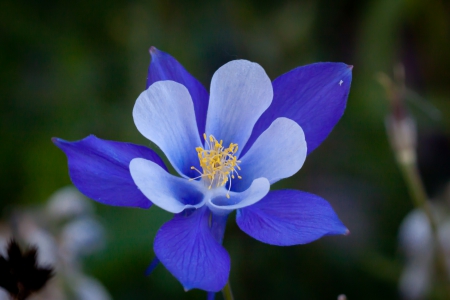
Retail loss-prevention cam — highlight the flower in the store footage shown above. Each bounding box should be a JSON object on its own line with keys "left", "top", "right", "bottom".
{"left": 0, "top": 186, "right": 111, "bottom": 300}
{"left": 398, "top": 205, "right": 450, "bottom": 300}
{"left": 53, "top": 47, "right": 353, "bottom": 292}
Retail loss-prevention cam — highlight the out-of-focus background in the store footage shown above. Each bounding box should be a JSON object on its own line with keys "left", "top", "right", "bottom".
{"left": 1, "top": 0, "right": 450, "bottom": 299}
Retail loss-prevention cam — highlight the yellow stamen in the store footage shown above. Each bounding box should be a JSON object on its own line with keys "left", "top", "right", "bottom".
{"left": 190, "top": 134, "right": 242, "bottom": 198}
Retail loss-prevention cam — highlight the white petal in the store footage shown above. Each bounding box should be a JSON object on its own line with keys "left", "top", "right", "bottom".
{"left": 133, "top": 81, "right": 202, "bottom": 178}
{"left": 207, "top": 178, "right": 270, "bottom": 215}
{"left": 233, "top": 117, "right": 307, "bottom": 191}
{"left": 205, "top": 60, "right": 273, "bottom": 155}
{"left": 130, "top": 158, "right": 204, "bottom": 213}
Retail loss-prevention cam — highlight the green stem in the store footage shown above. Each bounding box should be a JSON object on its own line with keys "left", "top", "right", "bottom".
{"left": 222, "top": 281, "right": 234, "bottom": 300}
{"left": 397, "top": 155, "right": 450, "bottom": 297}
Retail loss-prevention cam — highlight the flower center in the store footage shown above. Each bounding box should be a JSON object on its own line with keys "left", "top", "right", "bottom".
{"left": 190, "top": 134, "right": 242, "bottom": 198}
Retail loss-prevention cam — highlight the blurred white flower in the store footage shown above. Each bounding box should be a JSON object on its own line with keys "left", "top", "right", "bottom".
{"left": 0, "top": 186, "right": 111, "bottom": 300}
{"left": 46, "top": 186, "right": 93, "bottom": 220}
{"left": 398, "top": 206, "right": 450, "bottom": 299}
{"left": 0, "top": 288, "right": 9, "bottom": 300}
{"left": 16, "top": 216, "right": 59, "bottom": 266}
{"left": 72, "top": 274, "right": 111, "bottom": 300}
{"left": 61, "top": 217, "right": 105, "bottom": 258}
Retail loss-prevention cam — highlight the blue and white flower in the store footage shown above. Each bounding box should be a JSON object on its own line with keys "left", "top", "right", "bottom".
{"left": 53, "top": 47, "right": 353, "bottom": 292}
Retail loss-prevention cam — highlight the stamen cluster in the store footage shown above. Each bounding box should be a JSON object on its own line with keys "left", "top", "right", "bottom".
{"left": 191, "top": 134, "right": 242, "bottom": 198}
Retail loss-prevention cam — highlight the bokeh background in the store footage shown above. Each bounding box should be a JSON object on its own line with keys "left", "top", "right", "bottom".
{"left": 1, "top": 0, "right": 450, "bottom": 299}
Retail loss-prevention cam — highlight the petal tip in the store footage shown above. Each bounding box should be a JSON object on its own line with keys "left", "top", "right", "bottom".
{"left": 52, "top": 135, "right": 97, "bottom": 147}
{"left": 52, "top": 137, "right": 67, "bottom": 148}
{"left": 344, "top": 228, "right": 350, "bottom": 236}
{"left": 347, "top": 65, "right": 354, "bottom": 70}
{"left": 149, "top": 46, "right": 158, "bottom": 54}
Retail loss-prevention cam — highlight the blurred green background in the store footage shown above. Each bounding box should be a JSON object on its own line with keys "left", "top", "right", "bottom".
{"left": 1, "top": 0, "right": 450, "bottom": 299}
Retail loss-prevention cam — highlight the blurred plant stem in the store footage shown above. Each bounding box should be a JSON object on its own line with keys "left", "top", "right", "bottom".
{"left": 397, "top": 156, "right": 449, "bottom": 286}
{"left": 222, "top": 281, "right": 234, "bottom": 300}
{"left": 379, "top": 66, "right": 450, "bottom": 298}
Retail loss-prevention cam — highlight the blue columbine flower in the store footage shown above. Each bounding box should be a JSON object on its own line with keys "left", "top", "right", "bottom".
{"left": 53, "top": 47, "right": 353, "bottom": 292}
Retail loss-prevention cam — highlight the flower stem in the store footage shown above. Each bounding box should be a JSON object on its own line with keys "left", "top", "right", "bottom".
{"left": 379, "top": 67, "right": 450, "bottom": 298}
{"left": 222, "top": 281, "right": 234, "bottom": 300}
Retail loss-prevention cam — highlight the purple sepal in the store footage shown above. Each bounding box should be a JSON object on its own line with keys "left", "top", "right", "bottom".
{"left": 242, "top": 63, "right": 352, "bottom": 156}
{"left": 147, "top": 47, "right": 209, "bottom": 139}
{"left": 207, "top": 292, "right": 216, "bottom": 300}
{"left": 154, "top": 207, "right": 230, "bottom": 292}
{"left": 53, "top": 135, "right": 166, "bottom": 209}
{"left": 236, "top": 190, "right": 348, "bottom": 246}
{"left": 144, "top": 257, "right": 160, "bottom": 276}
